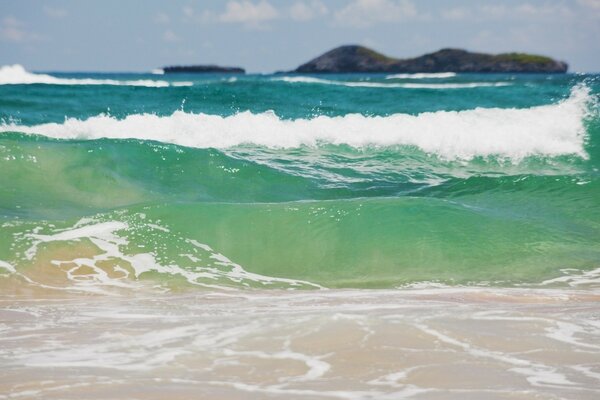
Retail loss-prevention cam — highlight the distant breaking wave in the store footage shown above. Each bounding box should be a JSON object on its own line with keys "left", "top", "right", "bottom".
{"left": 0, "top": 85, "right": 591, "bottom": 161}
{"left": 275, "top": 76, "right": 510, "bottom": 89}
{"left": 0, "top": 64, "right": 192, "bottom": 87}
{"left": 386, "top": 72, "right": 457, "bottom": 79}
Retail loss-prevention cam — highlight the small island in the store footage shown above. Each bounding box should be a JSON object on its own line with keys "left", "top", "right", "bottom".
{"left": 293, "top": 45, "right": 568, "bottom": 73}
{"left": 162, "top": 65, "right": 245, "bottom": 74}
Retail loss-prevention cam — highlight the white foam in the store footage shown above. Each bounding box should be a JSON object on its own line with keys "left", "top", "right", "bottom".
{"left": 275, "top": 76, "right": 333, "bottom": 85}
{"left": 539, "top": 267, "right": 600, "bottom": 288}
{"left": 1, "top": 85, "right": 591, "bottom": 162}
{"left": 472, "top": 311, "right": 600, "bottom": 352}
{"left": 386, "top": 72, "right": 458, "bottom": 79}
{"left": 546, "top": 321, "right": 600, "bottom": 351}
{"left": 0, "top": 64, "right": 192, "bottom": 87}
{"left": 572, "top": 365, "right": 600, "bottom": 382}
{"left": 396, "top": 281, "right": 451, "bottom": 290}
{"left": 2, "top": 286, "right": 599, "bottom": 398}
{"left": 415, "top": 322, "right": 575, "bottom": 388}
{"left": 275, "top": 76, "right": 509, "bottom": 89}
{"left": 0, "top": 259, "right": 16, "bottom": 273}
{"left": 29, "top": 221, "right": 128, "bottom": 244}
{"left": 23, "top": 218, "right": 323, "bottom": 292}
{"left": 222, "top": 349, "right": 330, "bottom": 382}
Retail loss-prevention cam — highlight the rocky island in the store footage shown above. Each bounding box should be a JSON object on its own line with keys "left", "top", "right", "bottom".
{"left": 162, "top": 65, "right": 245, "bottom": 74}
{"left": 294, "top": 45, "right": 568, "bottom": 73}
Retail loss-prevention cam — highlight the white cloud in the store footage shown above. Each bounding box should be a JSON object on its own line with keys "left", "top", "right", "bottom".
{"left": 163, "top": 29, "right": 181, "bottom": 42}
{"left": 182, "top": 6, "right": 214, "bottom": 23}
{"left": 0, "top": 16, "right": 43, "bottom": 42}
{"left": 184, "top": 1, "right": 325, "bottom": 26}
{"left": 437, "top": 2, "right": 578, "bottom": 22}
{"left": 480, "top": 2, "right": 574, "bottom": 20}
{"left": 289, "top": 1, "right": 328, "bottom": 21}
{"left": 183, "top": 6, "right": 195, "bottom": 18}
{"left": 334, "top": 0, "right": 418, "bottom": 28}
{"left": 154, "top": 12, "right": 170, "bottom": 24}
{"left": 477, "top": 4, "right": 507, "bottom": 18}
{"left": 219, "top": 0, "right": 279, "bottom": 28}
{"left": 44, "top": 6, "right": 68, "bottom": 18}
{"left": 515, "top": 2, "right": 573, "bottom": 18}
{"left": 441, "top": 7, "right": 470, "bottom": 20}
{"left": 577, "top": 0, "right": 600, "bottom": 9}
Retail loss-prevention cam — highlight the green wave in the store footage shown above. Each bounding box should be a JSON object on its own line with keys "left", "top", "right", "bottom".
{"left": 0, "top": 107, "right": 598, "bottom": 289}
{"left": 2, "top": 195, "right": 598, "bottom": 289}
{"left": 1, "top": 128, "right": 597, "bottom": 217}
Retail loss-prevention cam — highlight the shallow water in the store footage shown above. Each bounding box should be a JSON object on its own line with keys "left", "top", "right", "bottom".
{"left": 1, "top": 288, "right": 600, "bottom": 399}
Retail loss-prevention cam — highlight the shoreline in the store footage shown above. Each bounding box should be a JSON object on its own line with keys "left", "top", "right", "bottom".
{"left": 1, "top": 286, "right": 599, "bottom": 399}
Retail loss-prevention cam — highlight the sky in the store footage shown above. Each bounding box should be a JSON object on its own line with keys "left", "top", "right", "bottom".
{"left": 1, "top": 0, "right": 599, "bottom": 73}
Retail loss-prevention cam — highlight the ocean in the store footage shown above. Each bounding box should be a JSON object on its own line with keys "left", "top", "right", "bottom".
{"left": 0, "top": 65, "right": 599, "bottom": 399}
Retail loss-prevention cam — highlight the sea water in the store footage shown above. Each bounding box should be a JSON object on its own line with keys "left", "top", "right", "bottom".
{"left": 0, "top": 66, "right": 599, "bottom": 399}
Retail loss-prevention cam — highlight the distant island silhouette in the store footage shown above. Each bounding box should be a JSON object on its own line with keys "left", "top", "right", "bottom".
{"left": 160, "top": 45, "right": 568, "bottom": 74}
{"left": 292, "top": 45, "right": 568, "bottom": 73}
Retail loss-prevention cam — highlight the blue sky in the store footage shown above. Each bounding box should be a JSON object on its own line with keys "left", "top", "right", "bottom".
{"left": 1, "top": 0, "right": 599, "bottom": 72}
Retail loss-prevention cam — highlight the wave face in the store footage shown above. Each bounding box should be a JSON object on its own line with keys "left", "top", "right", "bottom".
{"left": 0, "top": 64, "right": 192, "bottom": 87}
{"left": 0, "top": 71, "right": 599, "bottom": 291}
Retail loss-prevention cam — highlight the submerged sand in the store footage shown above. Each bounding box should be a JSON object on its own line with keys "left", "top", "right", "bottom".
{"left": 1, "top": 287, "right": 599, "bottom": 399}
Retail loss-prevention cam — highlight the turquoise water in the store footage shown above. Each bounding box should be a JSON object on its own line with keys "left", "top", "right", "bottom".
{"left": 1, "top": 66, "right": 599, "bottom": 290}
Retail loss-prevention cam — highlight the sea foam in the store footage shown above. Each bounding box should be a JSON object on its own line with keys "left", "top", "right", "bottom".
{"left": 22, "top": 217, "right": 323, "bottom": 292}
{"left": 0, "top": 85, "right": 592, "bottom": 161}
{"left": 0, "top": 64, "right": 191, "bottom": 87}
{"left": 386, "top": 72, "right": 458, "bottom": 79}
{"left": 275, "top": 76, "right": 510, "bottom": 89}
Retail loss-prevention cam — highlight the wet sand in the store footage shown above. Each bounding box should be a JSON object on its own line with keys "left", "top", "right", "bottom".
{"left": 1, "top": 288, "right": 599, "bottom": 399}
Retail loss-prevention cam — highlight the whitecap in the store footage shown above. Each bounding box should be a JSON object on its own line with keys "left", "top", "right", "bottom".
{"left": 0, "top": 64, "right": 191, "bottom": 87}
{"left": 1, "top": 85, "right": 591, "bottom": 162}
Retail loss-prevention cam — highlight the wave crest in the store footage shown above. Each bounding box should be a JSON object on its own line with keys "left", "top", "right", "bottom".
{"left": 0, "top": 64, "right": 191, "bottom": 87}
{"left": 0, "top": 85, "right": 592, "bottom": 161}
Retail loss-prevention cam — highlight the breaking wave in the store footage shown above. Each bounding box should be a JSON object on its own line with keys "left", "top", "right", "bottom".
{"left": 0, "top": 85, "right": 592, "bottom": 161}
{"left": 0, "top": 64, "right": 192, "bottom": 87}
